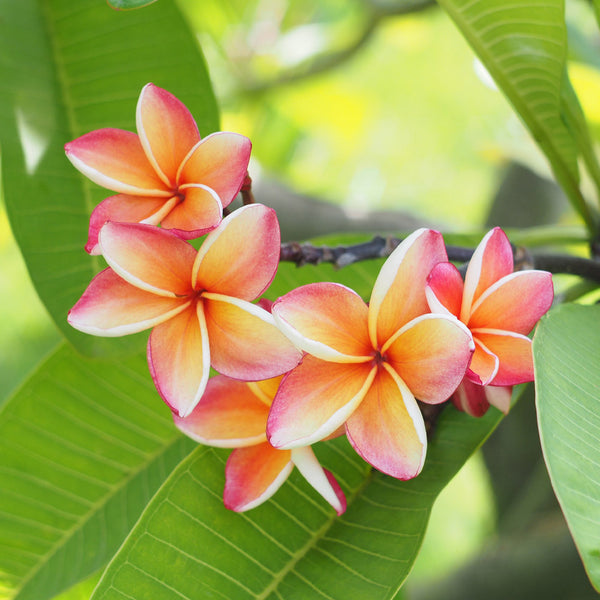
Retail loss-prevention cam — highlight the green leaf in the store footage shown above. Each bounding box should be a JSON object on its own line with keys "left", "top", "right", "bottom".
{"left": 436, "top": 0, "right": 599, "bottom": 233}
{"left": 0, "top": 0, "right": 219, "bottom": 356}
{"left": 91, "top": 404, "right": 504, "bottom": 600}
{"left": 534, "top": 303, "right": 600, "bottom": 592}
{"left": 0, "top": 343, "right": 194, "bottom": 600}
{"left": 108, "top": 0, "right": 158, "bottom": 9}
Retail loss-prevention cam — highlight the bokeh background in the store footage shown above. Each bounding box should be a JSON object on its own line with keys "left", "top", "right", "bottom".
{"left": 2, "top": 0, "right": 599, "bottom": 597}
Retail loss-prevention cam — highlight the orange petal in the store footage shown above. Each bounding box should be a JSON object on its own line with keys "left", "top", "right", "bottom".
{"left": 85, "top": 194, "right": 168, "bottom": 254}
{"left": 384, "top": 314, "right": 473, "bottom": 404}
{"left": 173, "top": 375, "right": 268, "bottom": 447}
{"left": 345, "top": 364, "right": 427, "bottom": 480}
{"left": 136, "top": 83, "right": 201, "bottom": 188}
{"left": 147, "top": 302, "right": 210, "bottom": 417}
{"left": 247, "top": 376, "right": 283, "bottom": 407}
{"left": 224, "top": 444, "right": 293, "bottom": 512}
{"left": 178, "top": 132, "right": 252, "bottom": 208}
{"left": 291, "top": 447, "right": 346, "bottom": 515}
{"left": 426, "top": 262, "right": 464, "bottom": 318}
{"left": 99, "top": 221, "right": 196, "bottom": 297}
{"left": 193, "top": 204, "right": 280, "bottom": 300}
{"left": 68, "top": 268, "right": 191, "bottom": 336}
{"left": 160, "top": 184, "right": 223, "bottom": 238}
{"left": 461, "top": 227, "right": 514, "bottom": 321}
{"left": 469, "top": 270, "right": 554, "bottom": 334}
{"left": 267, "top": 355, "right": 376, "bottom": 449}
{"left": 369, "top": 228, "right": 447, "bottom": 349}
{"left": 202, "top": 294, "right": 302, "bottom": 380}
{"left": 468, "top": 338, "right": 499, "bottom": 386}
{"left": 65, "top": 128, "right": 169, "bottom": 195}
{"left": 475, "top": 331, "right": 533, "bottom": 386}
{"left": 272, "top": 283, "right": 373, "bottom": 362}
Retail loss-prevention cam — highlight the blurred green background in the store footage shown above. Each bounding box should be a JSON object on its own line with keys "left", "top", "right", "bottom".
{"left": 2, "top": 0, "right": 600, "bottom": 597}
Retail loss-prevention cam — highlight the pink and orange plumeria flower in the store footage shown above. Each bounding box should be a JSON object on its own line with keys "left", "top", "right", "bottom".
{"left": 68, "top": 203, "right": 302, "bottom": 417}
{"left": 267, "top": 229, "right": 474, "bottom": 480}
{"left": 65, "top": 83, "right": 251, "bottom": 254}
{"left": 174, "top": 374, "right": 346, "bottom": 514}
{"left": 425, "top": 227, "right": 553, "bottom": 417}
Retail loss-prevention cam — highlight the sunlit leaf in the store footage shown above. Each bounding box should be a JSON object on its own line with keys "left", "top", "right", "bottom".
{"left": 436, "top": 0, "right": 599, "bottom": 232}
{"left": 0, "top": 344, "right": 194, "bottom": 600}
{"left": 0, "top": 0, "right": 219, "bottom": 356}
{"left": 91, "top": 401, "right": 504, "bottom": 600}
{"left": 534, "top": 303, "right": 600, "bottom": 592}
{"left": 108, "top": 0, "right": 158, "bottom": 9}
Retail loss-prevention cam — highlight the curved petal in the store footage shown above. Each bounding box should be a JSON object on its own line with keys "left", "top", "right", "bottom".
{"left": 426, "top": 262, "right": 464, "bottom": 318}
{"left": 173, "top": 375, "right": 268, "bottom": 447}
{"left": 291, "top": 447, "right": 346, "bottom": 515}
{"left": 345, "top": 365, "right": 427, "bottom": 480}
{"left": 178, "top": 132, "right": 252, "bottom": 208}
{"left": 202, "top": 294, "right": 302, "bottom": 380}
{"left": 224, "top": 444, "right": 293, "bottom": 512}
{"left": 476, "top": 330, "right": 534, "bottom": 385}
{"left": 450, "top": 378, "right": 490, "bottom": 418}
{"left": 99, "top": 222, "right": 196, "bottom": 297}
{"left": 267, "top": 355, "right": 376, "bottom": 449}
{"left": 461, "top": 227, "right": 514, "bottom": 321}
{"left": 384, "top": 313, "right": 473, "bottom": 404}
{"left": 368, "top": 228, "right": 447, "bottom": 349}
{"left": 136, "top": 83, "right": 201, "bottom": 188}
{"left": 192, "top": 204, "right": 280, "bottom": 300}
{"left": 469, "top": 270, "right": 554, "bottom": 334}
{"left": 68, "top": 268, "right": 191, "bottom": 336}
{"left": 485, "top": 385, "right": 513, "bottom": 414}
{"left": 272, "top": 283, "right": 373, "bottom": 363}
{"left": 247, "top": 376, "right": 282, "bottom": 407}
{"left": 85, "top": 194, "right": 169, "bottom": 255}
{"left": 147, "top": 302, "right": 210, "bottom": 417}
{"left": 160, "top": 183, "right": 223, "bottom": 238}
{"left": 65, "top": 128, "right": 169, "bottom": 196}
{"left": 468, "top": 338, "right": 499, "bottom": 386}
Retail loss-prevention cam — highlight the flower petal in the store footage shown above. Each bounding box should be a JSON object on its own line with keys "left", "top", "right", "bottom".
{"left": 224, "top": 443, "right": 293, "bottom": 512}
{"left": 178, "top": 132, "right": 252, "bottom": 208}
{"left": 345, "top": 364, "right": 427, "bottom": 480}
{"left": 85, "top": 194, "right": 170, "bottom": 255}
{"left": 384, "top": 313, "right": 473, "bottom": 404}
{"left": 173, "top": 375, "right": 268, "bottom": 447}
{"left": 267, "top": 355, "right": 376, "bottom": 449}
{"left": 485, "top": 385, "right": 513, "bottom": 414}
{"left": 426, "top": 261, "right": 464, "bottom": 318}
{"left": 160, "top": 183, "right": 223, "bottom": 238}
{"left": 68, "top": 268, "right": 191, "bottom": 336}
{"left": 202, "top": 294, "right": 302, "bottom": 380}
{"left": 368, "top": 228, "right": 447, "bottom": 349}
{"left": 272, "top": 283, "right": 373, "bottom": 363}
{"left": 247, "top": 376, "right": 282, "bottom": 407}
{"left": 476, "top": 330, "right": 533, "bottom": 385}
{"left": 291, "top": 446, "right": 346, "bottom": 515}
{"left": 99, "top": 221, "right": 196, "bottom": 297}
{"left": 469, "top": 270, "right": 554, "bottom": 334}
{"left": 65, "top": 128, "right": 169, "bottom": 195}
{"left": 192, "top": 204, "right": 280, "bottom": 300}
{"left": 147, "top": 302, "right": 210, "bottom": 417}
{"left": 468, "top": 338, "right": 500, "bottom": 386}
{"left": 136, "top": 83, "right": 201, "bottom": 188}
{"left": 461, "top": 227, "right": 514, "bottom": 321}
{"left": 450, "top": 378, "right": 490, "bottom": 418}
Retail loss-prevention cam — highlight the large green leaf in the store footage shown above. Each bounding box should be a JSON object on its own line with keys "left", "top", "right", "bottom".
{"left": 91, "top": 401, "right": 504, "bottom": 600}
{"left": 0, "top": 0, "right": 219, "bottom": 355}
{"left": 436, "top": 0, "right": 599, "bottom": 232}
{"left": 0, "top": 344, "right": 195, "bottom": 600}
{"left": 534, "top": 303, "right": 600, "bottom": 592}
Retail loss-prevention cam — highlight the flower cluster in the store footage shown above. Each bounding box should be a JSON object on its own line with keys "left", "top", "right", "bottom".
{"left": 67, "top": 84, "right": 554, "bottom": 515}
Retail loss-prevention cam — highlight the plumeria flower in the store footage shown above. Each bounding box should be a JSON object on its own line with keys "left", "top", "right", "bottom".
{"left": 65, "top": 83, "right": 251, "bottom": 254}
{"left": 68, "top": 203, "right": 302, "bottom": 417}
{"left": 174, "top": 374, "right": 346, "bottom": 514}
{"left": 267, "top": 229, "right": 474, "bottom": 480}
{"left": 425, "top": 227, "right": 553, "bottom": 417}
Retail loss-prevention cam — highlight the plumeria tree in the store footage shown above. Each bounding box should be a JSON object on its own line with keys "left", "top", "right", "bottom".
{"left": 1, "top": 1, "right": 600, "bottom": 599}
